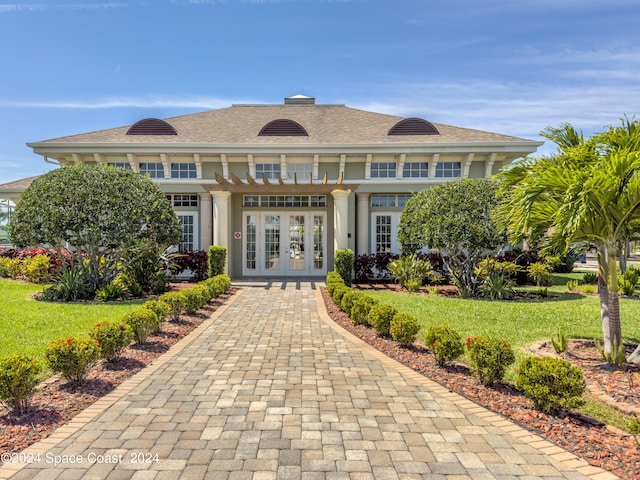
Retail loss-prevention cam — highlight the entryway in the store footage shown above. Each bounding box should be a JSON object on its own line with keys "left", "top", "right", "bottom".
{"left": 242, "top": 212, "right": 327, "bottom": 276}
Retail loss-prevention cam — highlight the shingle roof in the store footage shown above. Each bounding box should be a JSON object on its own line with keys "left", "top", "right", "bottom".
{"left": 0, "top": 176, "right": 38, "bottom": 191}
{"left": 32, "top": 104, "right": 533, "bottom": 146}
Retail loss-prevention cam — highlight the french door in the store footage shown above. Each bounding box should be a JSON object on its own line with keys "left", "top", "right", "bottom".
{"left": 243, "top": 212, "right": 327, "bottom": 276}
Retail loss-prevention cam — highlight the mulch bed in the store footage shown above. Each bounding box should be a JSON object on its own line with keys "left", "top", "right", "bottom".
{"left": 0, "top": 287, "right": 236, "bottom": 458}
{"left": 322, "top": 288, "right": 640, "bottom": 480}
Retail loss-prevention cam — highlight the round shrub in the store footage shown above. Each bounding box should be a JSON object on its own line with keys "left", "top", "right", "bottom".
{"left": 326, "top": 276, "right": 345, "bottom": 297}
{"left": 331, "top": 285, "right": 351, "bottom": 305}
{"left": 335, "top": 249, "right": 354, "bottom": 286}
{"left": 466, "top": 336, "right": 515, "bottom": 386}
{"left": 350, "top": 295, "right": 378, "bottom": 326}
{"left": 45, "top": 336, "right": 101, "bottom": 384}
{"left": 515, "top": 356, "right": 586, "bottom": 413}
{"left": 423, "top": 326, "right": 464, "bottom": 366}
{"left": 203, "top": 274, "right": 231, "bottom": 298}
{"left": 390, "top": 312, "right": 420, "bottom": 347}
{"left": 22, "top": 255, "right": 51, "bottom": 283}
{"left": 143, "top": 299, "right": 172, "bottom": 328}
{"left": 159, "top": 291, "right": 186, "bottom": 321}
{"left": 90, "top": 320, "right": 134, "bottom": 362}
{"left": 192, "top": 284, "right": 212, "bottom": 304}
{"left": 124, "top": 308, "right": 159, "bottom": 344}
{"left": 367, "top": 304, "right": 399, "bottom": 337}
{"left": 182, "top": 287, "right": 207, "bottom": 314}
{"left": 340, "top": 290, "right": 363, "bottom": 314}
{"left": 0, "top": 354, "right": 42, "bottom": 414}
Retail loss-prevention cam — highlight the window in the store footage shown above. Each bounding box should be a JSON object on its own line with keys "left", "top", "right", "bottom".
{"left": 375, "top": 215, "right": 392, "bottom": 253}
{"left": 177, "top": 214, "right": 195, "bottom": 252}
{"left": 371, "top": 194, "right": 397, "bottom": 207}
{"left": 166, "top": 195, "right": 198, "bottom": 207}
{"left": 403, "top": 162, "right": 429, "bottom": 178}
{"left": 287, "top": 163, "right": 314, "bottom": 180}
{"left": 435, "top": 162, "right": 461, "bottom": 178}
{"left": 397, "top": 194, "right": 412, "bottom": 207}
{"left": 108, "top": 162, "right": 131, "bottom": 169}
{"left": 171, "top": 163, "right": 197, "bottom": 179}
{"left": 243, "top": 195, "right": 326, "bottom": 208}
{"left": 255, "top": 163, "right": 281, "bottom": 180}
{"left": 140, "top": 163, "right": 164, "bottom": 178}
{"left": 370, "top": 162, "right": 396, "bottom": 178}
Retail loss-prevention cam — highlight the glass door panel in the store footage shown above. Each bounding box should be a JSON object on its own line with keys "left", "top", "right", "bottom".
{"left": 264, "top": 215, "right": 281, "bottom": 271}
{"left": 245, "top": 214, "right": 257, "bottom": 271}
{"left": 289, "top": 215, "right": 305, "bottom": 271}
{"left": 313, "top": 215, "right": 324, "bottom": 270}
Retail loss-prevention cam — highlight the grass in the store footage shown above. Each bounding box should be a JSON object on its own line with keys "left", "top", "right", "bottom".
{"left": 361, "top": 270, "right": 640, "bottom": 432}
{"left": 0, "top": 278, "right": 143, "bottom": 361}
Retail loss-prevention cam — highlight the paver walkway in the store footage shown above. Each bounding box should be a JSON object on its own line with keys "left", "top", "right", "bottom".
{"left": 1, "top": 281, "right": 617, "bottom": 480}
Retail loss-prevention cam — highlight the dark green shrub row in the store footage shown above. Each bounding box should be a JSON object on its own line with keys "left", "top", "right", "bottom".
{"left": 0, "top": 274, "right": 232, "bottom": 414}
{"left": 326, "top": 272, "right": 419, "bottom": 347}
{"left": 327, "top": 271, "right": 586, "bottom": 415}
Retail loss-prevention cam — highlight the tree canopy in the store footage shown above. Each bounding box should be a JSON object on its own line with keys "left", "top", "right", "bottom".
{"left": 9, "top": 165, "right": 182, "bottom": 291}
{"left": 496, "top": 118, "right": 640, "bottom": 361}
{"left": 398, "top": 178, "right": 506, "bottom": 297}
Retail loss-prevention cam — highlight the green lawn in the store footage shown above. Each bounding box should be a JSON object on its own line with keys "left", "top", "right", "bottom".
{"left": 364, "top": 271, "right": 640, "bottom": 369}
{"left": 0, "top": 278, "right": 144, "bottom": 360}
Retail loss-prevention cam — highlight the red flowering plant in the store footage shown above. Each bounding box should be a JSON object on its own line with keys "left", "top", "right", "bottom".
{"left": 423, "top": 326, "right": 465, "bottom": 366}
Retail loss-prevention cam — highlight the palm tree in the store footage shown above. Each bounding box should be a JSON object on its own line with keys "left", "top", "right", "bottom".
{"left": 497, "top": 119, "right": 640, "bottom": 361}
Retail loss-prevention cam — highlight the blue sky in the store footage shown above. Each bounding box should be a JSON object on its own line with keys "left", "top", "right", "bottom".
{"left": 1, "top": 0, "right": 639, "bottom": 183}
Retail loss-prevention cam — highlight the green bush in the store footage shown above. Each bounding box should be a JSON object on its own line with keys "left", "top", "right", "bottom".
{"left": 123, "top": 308, "right": 159, "bottom": 344}
{"left": 22, "top": 255, "right": 51, "bottom": 283}
{"left": 159, "top": 291, "right": 186, "bottom": 321}
{"left": 331, "top": 284, "right": 350, "bottom": 305}
{"left": 465, "top": 336, "right": 515, "bottom": 386}
{"left": 182, "top": 287, "right": 206, "bottom": 314}
{"left": 388, "top": 254, "right": 435, "bottom": 291}
{"left": 143, "top": 299, "right": 172, "bottom": 329}
{"left": 0, "top": 354, "right": 42, "bottom": 414}
{"left": 340, "top": 290, "right": 363, "bottom": 314}
{"left": 583, "top": 272, "right": 598, "bottom": 284}
{"left": 423, "top": 326, "right": 465, "bottom": 366}
{"left": 551, "top": 330, "right": 568, "bottom": 353}
{"left": 350, "top": 295, "right": 378, "bottom": 326}
{"left": 390, "top": 312, "right": 420, "bottom": 347}
{"left": 0, "top": 258, "right": 22, "bottom": 278}
{"left": 203, "top": 274, "right": 231, "bottom": 298}
{"left": 208, "top": 246, "right": 227, "bottom": 277}
{"left": 334, "top": 249, "right": 354, "bottom": 286}
{"left": 95, "top": 282, "right": 126, "bottom": 301}
{"left": 625, "top": 267, "right": 639, "bottom": 286}
{"left": 515, "top": 356, "right": 586, "bottom": 413}
{"left": 581, "top": 284, "right": 596, "bottom": 294}
{"left": 44, "top": 336, "right": 101, "bottom": 384}
{"left": 367, "top": 304, "right": 399, "bottom": 337}
{"left": 566, "top": 279, "right": 579, "bottom": 291}
{"left": 42, "top": 265, "right": 92, "bottom": 302}
{"left": 480, "top": 272, "right": 515, "bottom": 300}
{"left": 326, "top": 277, "right": 345, "bottom": 297}
{"left": 619, "top": 277, "right": 636, "bottom": 296}
{"left": 90, "top": 320, "right": 133, "bottom": 362}
{"left": 326, "top": 271, "right": 343, "bottom": 284}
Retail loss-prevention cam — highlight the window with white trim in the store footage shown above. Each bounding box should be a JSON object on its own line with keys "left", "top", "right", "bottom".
{"left": 287, "top": 163, "right": 314, "bottom": 180}
{"left": 255, "top": 163, "right": 281, "bottom": 180}
{"left": 370, "top": 162, "right": 396, "bottom": 178}
{"left": 403, "top": 162, "right": 429, "bottom": 178}
{"left": 108, "top": 162, "right": 131, "bottom": 169}
{"left": 166, "top": 194, "right": 199, "bottom": 207}
{"left": 140, "top": 162, "right": 164, "bottom": 178}
{"left": 375, "top": 215, "right": 392, "bottom": 253}
{"left": 435, "top": 161, "right": 461, "bottom": 178}
{"left": 171, "top": 163, "right": 197, "bottom": 179}
{"left": 371, "top": 194, "right": 412, "bottom": 208}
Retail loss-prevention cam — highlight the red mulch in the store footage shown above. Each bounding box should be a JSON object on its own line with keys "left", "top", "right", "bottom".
{"left": 322, "top": 287, "right": 640, "bottom": 480}
{"left": 0, "top": 287, "right": 237, "bottom": 458}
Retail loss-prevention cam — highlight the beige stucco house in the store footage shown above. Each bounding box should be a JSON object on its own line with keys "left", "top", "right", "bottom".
{"left": 0, "top": 95, "right": 542, "bottom": 277}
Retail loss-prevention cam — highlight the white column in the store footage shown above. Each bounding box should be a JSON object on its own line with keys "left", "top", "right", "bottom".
{"left": 356, "top": 192, "right": 370, "bottom": 255}
{"left": 212, "top": 191, "right": 232, "bottom": 273}
{"left": 199, "top": 193, "right": 213, "bottom": 250}
{"left": 332, "top": 190, "right": 351, "bottom": 251}
{"left": 485, "top": 153, "right": 497, "bottom": 178}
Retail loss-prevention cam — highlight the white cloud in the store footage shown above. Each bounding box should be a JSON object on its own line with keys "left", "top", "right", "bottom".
{"left": 0, "top": 95, "right": 244, "bottom": 109}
